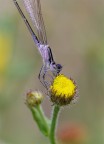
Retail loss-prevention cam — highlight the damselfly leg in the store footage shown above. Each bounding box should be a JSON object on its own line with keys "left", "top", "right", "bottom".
{"left": 38, "top": 65, "right": 50, "bottom": 89}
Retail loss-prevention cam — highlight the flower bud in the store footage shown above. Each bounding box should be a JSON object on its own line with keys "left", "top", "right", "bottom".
{"left": 26, "top": 90, "right": 43, "bottom": 107}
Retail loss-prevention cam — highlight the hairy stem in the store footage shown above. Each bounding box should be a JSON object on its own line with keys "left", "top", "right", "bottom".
{"left": 50, "top": 105, "right": 60, "bottom": 144}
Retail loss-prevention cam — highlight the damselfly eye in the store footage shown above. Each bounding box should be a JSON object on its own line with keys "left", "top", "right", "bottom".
{"left": 56, "top": 64, "right": 62, "bottom": 70}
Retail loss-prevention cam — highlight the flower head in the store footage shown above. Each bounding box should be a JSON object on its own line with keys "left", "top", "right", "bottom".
{"left": 26, "top": 90, "right": 43, "bottom": 107}
{"left": 49, "top": 74, "right": 77, "bottom": 106}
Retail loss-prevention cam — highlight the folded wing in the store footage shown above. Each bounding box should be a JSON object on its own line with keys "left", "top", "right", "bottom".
{"left": 23, "top": 0, "right": 47, "bottom": 45}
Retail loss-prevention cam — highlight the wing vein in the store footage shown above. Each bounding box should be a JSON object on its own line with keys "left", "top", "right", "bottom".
{"left": 23, "top": 0, "right": 47, "bottom": 44}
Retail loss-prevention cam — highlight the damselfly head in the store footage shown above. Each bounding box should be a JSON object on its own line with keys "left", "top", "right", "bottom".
{"left": 56, "top": 64, "right": 62, "bottom": 73}
{"left": 51, "top": 62, "right": 62, "bottom": 74}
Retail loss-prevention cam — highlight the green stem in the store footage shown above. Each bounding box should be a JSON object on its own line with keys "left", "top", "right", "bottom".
{"left": 50, "top": 105, "right": 60, "bottom": 144}
{"left": 30, "top": 105, "right": 50, "bottom": 136}
{"left": 37, "top": 105, "right": 50, "bottom": 132}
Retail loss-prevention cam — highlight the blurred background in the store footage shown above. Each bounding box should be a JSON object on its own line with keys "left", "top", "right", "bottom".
{"left": 0, "top": 0, "right": 104, "bottom": 144}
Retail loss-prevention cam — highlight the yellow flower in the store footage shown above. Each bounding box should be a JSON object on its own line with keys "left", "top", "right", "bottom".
{"left": 26, "top": 90, "right": 43, "bottom": 107}
{"left": 0, "top": 35, "right": 12, "bottom": 72}
{"left": 49, "top": 74, "right": 77, "bottom": 106}
{"left": 0, "top": 34, "right": 13, "bottom": 91}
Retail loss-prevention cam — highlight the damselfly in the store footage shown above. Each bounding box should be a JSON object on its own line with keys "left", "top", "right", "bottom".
{"left": 13, "top": 0, "right": 62, "bottom": 88}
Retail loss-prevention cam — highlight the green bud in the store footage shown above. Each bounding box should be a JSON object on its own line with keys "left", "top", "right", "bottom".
{"left": 26, "top": 90, "right": 43, "bottom": 107}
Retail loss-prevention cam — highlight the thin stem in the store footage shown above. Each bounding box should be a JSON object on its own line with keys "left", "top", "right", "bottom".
{"left": 50, "top": 105, "right": 60, "bottom": 144}
{"left": 37, "top": 105, "right": 50, "bottom": 133}
{"left": 30, "top": 105, "right": 49, "bottom": 136}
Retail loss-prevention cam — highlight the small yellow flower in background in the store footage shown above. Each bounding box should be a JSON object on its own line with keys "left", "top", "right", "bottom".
{"left": 26, "top": 90, "right": 43, "bottom": 107}
{"left": 0, "top": 35, "right": 12, "bottom": 72}
{"left": 49, "top": 74, "right": 77, "bottom": 106}
{"left": 0, "top": 34, "right": 13, "bottom": 91}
